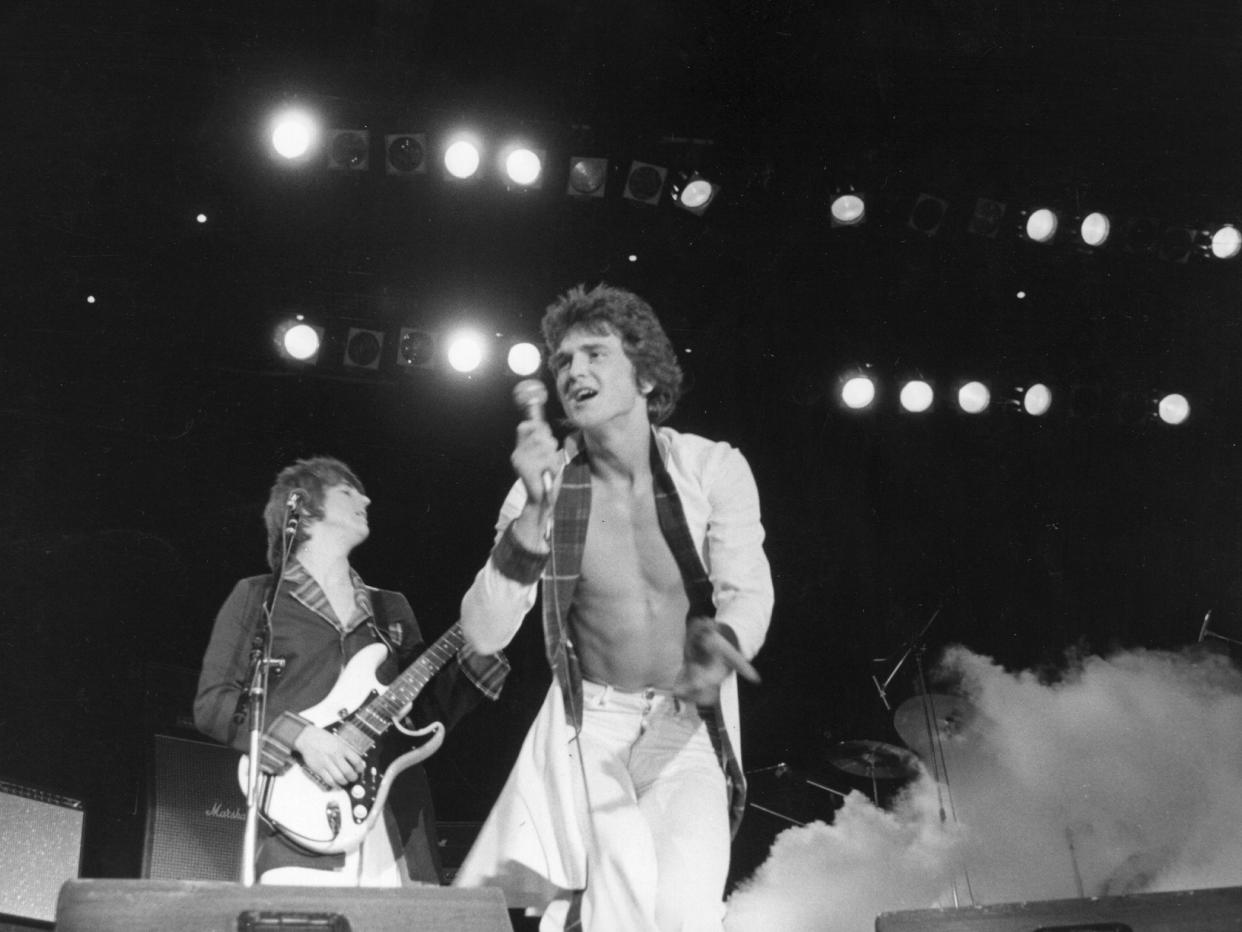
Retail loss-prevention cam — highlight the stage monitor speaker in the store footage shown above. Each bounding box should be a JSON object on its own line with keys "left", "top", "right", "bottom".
{"left": 0, "top": 780, "right": 84, "bottom": 924}
{"left": 875, "top": 884, "right": 1242, "bottom": 932}
{"left": 56, "top": 879, "right": 512, "bottom": 932}
{"left": 143, "top": 733, "right": 246, "bottom": 882}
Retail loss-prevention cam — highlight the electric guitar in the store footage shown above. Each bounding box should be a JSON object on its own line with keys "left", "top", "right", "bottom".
{"left": 237, "top": 623, "right": 466, "bottom": 855}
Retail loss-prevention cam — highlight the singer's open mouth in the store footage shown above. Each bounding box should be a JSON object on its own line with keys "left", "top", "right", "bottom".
{"left": 570, "top": 387, "right": 597, "bottom": 403}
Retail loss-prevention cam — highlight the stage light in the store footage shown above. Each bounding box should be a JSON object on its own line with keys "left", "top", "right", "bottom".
{"left": 275, "top": 319, "right": 323, "bottom": 363}
{"left": 503, "top": 147, "right": 544, "bottom": 188}
{"left": 967, "top": 197, "right": 1007, "bottom": 238}
{"left": 385, "top": 133, "right": 427, "bottom": 175}
{"left": 344, "top": 327, "right": 384, "bottom": 370}
{"left": 446, "top": 329, "right": 486, "bottom": 373}
{"left": 1023, "top": 208, "right": 1058, "bottom": 243}
{"left": 674, "top": 174, "right": 719, "bottom": 216}
{"left": 840, "top": 374, "right": 876, "bottom": 410}
{"left": 899, "top": 380, "right": 934, "bottom": 413}
{"left": 956, "top": 381, "right": 990, "bottom": 414}
{"left": 196, "top": 213, "right": 208, "bottom": 224}
{"left": 327, "top": 130, "right": 369, "bottom": 171}
{"left": 1210, "top": 224, "right": 1241, "bottom": 259}
{"left": 623, "top": 161, "right": 667, "bottom": 205}
{"left": 397, "top": 328, "right": 435, "bottom": 368}
{"left": 269, "top": 108, "right": 319, "bottom": 161}
{"left": 1079, "top": 212, "right": 1111, "bottom": 247}
{"left": 444, "top": 139, "right": 482, "bottom": 179}
{"left": 567, "top": 157, "right": 608, "bottom": 198}
{"left": 508, "top": 342, "right": 542, "bottom": 376}
{"left": 830, "top": 193, "right": 866, "bottom": 227}
{"left": 1022, "top": 383, "right": 1053, "bottom": 416}
{"left": 1157, "top": 393, "right": 1190, "bottom": 425}
{"left": 908, "top": 194, "right": 948, "bottom": 236}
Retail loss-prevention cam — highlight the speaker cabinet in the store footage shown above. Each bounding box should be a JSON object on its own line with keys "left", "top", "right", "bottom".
{"left": 55, "top": 880, "right": 512, "bottom": 932}
{"left": 143, "top": 734, "right": 246, "bottom": 882}
{"left": 0, "top": 780, "right": 84, "bottom": 923}
{"left": 875, "top": 884, "right": 1242, "bottom": 932}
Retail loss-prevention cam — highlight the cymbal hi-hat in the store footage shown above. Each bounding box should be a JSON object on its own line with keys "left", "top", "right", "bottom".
{"left": 826, "top": 739, "right": 920, "bottom": 780}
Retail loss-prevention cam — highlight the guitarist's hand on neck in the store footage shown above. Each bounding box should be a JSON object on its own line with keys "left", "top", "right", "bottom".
{"left": 294, "top": 726, "right": 364, "bottom": 787}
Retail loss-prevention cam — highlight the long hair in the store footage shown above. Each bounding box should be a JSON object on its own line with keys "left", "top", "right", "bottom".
{"left": 262, "top": 456, "right": 365, "bottom": 571}
{"left": 541, "top": 283, "right": 683, "bottom": 424}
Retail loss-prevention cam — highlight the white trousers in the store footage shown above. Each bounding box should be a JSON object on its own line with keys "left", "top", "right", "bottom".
{"left": 544, "top": 680, "right": 730, "bottom": 932}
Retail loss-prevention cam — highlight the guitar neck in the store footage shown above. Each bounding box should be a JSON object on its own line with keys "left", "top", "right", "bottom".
{"left": 368, "top": 623, "right": 467, "bottom": 721}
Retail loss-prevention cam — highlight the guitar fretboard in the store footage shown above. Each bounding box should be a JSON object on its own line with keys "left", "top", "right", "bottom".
{"left": 349, "top": 624, "right": 467, "bottom": 742}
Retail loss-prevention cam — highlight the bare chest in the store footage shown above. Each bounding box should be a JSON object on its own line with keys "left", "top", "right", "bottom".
{"left": 578, "top": 483, "right": 684, "bottom": 598}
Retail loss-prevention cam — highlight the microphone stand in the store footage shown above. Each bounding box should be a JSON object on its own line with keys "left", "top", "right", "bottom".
{"left": 237, "top": 505, "right": 297, "bottom": 886}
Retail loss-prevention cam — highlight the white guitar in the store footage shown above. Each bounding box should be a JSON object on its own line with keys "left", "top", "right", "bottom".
{"left": 237, "top": 624, "right": 466, "bottom": 854}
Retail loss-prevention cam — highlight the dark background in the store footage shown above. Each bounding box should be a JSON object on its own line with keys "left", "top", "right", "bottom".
{"left": 4, "top": 0, "right": 1242, "bottom": 883}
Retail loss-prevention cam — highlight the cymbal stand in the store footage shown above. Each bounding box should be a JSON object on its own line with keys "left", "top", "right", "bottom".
{"left": 912, "top": 649, "right": 974, "bottom": 908}
{"left": 871, "top": 607, "right": 941, "bottom": 712}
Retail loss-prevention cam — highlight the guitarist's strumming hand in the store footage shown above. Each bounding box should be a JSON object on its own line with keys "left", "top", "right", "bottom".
{"left": 294, "top": 726, "right": 364, "bottom": 787}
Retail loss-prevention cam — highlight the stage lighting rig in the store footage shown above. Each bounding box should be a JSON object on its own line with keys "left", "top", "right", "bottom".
{"left": 672, "top": 173, "right": 720, "bottom": 216}
{"left": 327, "top": 129, "right": 370, "bottom": 171}
{"left": 623, "top": 161, "right": 668, "bottom": 205}
{"left": 908, "top": 194, "right": 949, "bottom": 236}
{"left": 566, "top": 156, "right": 609, "bottom": 198}
{"left": 830, "top": 191, "right": 866, "bottom": 227}
{"left": 385, "top": 133, "right": 427, "bottom": 175}
{"left": 343, "top": 327, "right": 385, "bottom": 370}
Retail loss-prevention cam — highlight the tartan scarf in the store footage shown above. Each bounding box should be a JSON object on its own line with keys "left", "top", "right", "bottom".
{"left": 542, "top": 429, "right": 748, "bottom": 835}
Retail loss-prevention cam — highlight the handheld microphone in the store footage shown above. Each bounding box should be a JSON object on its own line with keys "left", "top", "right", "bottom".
{"left": 512, "top": 379, "right": 548, "bottom": 423}
{"left": 286, "top": 489, "right": 308, "bottom": 511}
{"left": 512, "top": 379, "right": 553, "bottom": 501}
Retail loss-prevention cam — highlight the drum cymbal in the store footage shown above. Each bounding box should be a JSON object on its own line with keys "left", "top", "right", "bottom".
{"left": 893, "top": 694, "right": 976, "bottom": 755}
{"left": 826, "top": 739, "right": 919, "bottom": 779}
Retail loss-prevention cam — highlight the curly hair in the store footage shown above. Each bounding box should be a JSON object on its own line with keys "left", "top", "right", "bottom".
{"left": 262, "top": 456, "right": 365, "bottom": 571}
{"left": 541, "top": 283, "right": 683, "bottom": 425}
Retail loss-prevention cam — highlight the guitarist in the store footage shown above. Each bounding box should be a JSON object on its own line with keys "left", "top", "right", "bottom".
{"left": 193, "top": 456, "right": 509, "bottom": 886}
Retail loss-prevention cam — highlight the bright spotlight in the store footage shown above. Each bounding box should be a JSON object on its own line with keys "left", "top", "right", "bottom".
{"left": 675, "top": 175, "right": 719, "bottom": 215}
{"left": 1022, "top": 384, "right": 1052, "bottom": 416}
{"left": 504, "top": 147, "right": 543, "bottom": 187}
{"left": 446, "top": 329, "right": 486, "bottom": 373}
{"left": 899, "top": 380, "right": 934, "bottom": 413}
{"left": 830, "top": 194, "right": 866, "bottom": 227}
{"left": 1157, "top": 393, "right": 1190, "bottom": 425}
{"left": 1025, "top": 208, "right": 1059, "bottom": 243}
{"left": 508, "top": 342, "right": 542, "bottom": 376}
{"left": 1079, "top": 212, "right": 1111, "bottom": 247}
{"left": 276, "top": 320, "right": 323, "bottom": 362}
{"left": 957, "top": 381, "right": 990, "bottom": 414}
{"left": 444, "top": 139, "right": 481, "bottom": 179}
{"left": 1211, "top": 225, "right": 1242, "bottom": 259}
{"left": 840, "top": 375, "right": 876, "bottom": 410}
{"left": 270, "top": 109, "right": 319, "bottom": 160}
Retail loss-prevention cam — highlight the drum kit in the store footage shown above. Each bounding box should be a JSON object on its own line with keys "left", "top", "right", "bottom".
{"left": 823, "top": 607, "right": 981, "bottom": 802}
{"left": 824, "top": 692, "right": 977, "bottom": 802}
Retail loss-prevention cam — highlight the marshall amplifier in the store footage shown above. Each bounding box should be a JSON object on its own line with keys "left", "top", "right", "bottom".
{"left": 0, "top": 780, "right": 84, "bottom": 923}
{"left": 143, "top": 734, "right": 246, "bottom": 882}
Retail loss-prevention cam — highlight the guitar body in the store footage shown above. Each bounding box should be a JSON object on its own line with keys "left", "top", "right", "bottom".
{"left": 238, "top": 642, "right": 445, "bottom": 855}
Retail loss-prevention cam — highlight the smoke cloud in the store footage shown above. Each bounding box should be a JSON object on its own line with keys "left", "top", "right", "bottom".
{"left": 725, "top": 645, "right": 1242, "bottom": 931}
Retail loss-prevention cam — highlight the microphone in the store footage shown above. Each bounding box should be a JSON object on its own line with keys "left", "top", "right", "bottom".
{"left": 512, "top": 379, "right": 548, "bottom": 423}
{"left": 286, "top": 489, "right": 308, "bottom": 512}
{"left": 512, "top": 379, "right": 553, "bottom": 501}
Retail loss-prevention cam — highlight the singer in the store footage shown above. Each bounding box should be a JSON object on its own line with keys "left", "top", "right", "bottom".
{"left": 454, "top": 284, "right": 773, "bottom": 930}
{"left": 193, "top": 456, "right": 509, "bottom": 885}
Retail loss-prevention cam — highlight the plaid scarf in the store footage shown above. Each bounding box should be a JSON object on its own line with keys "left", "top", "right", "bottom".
{"left": 542, "top": 429, "right": 747, "bottom": 835}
